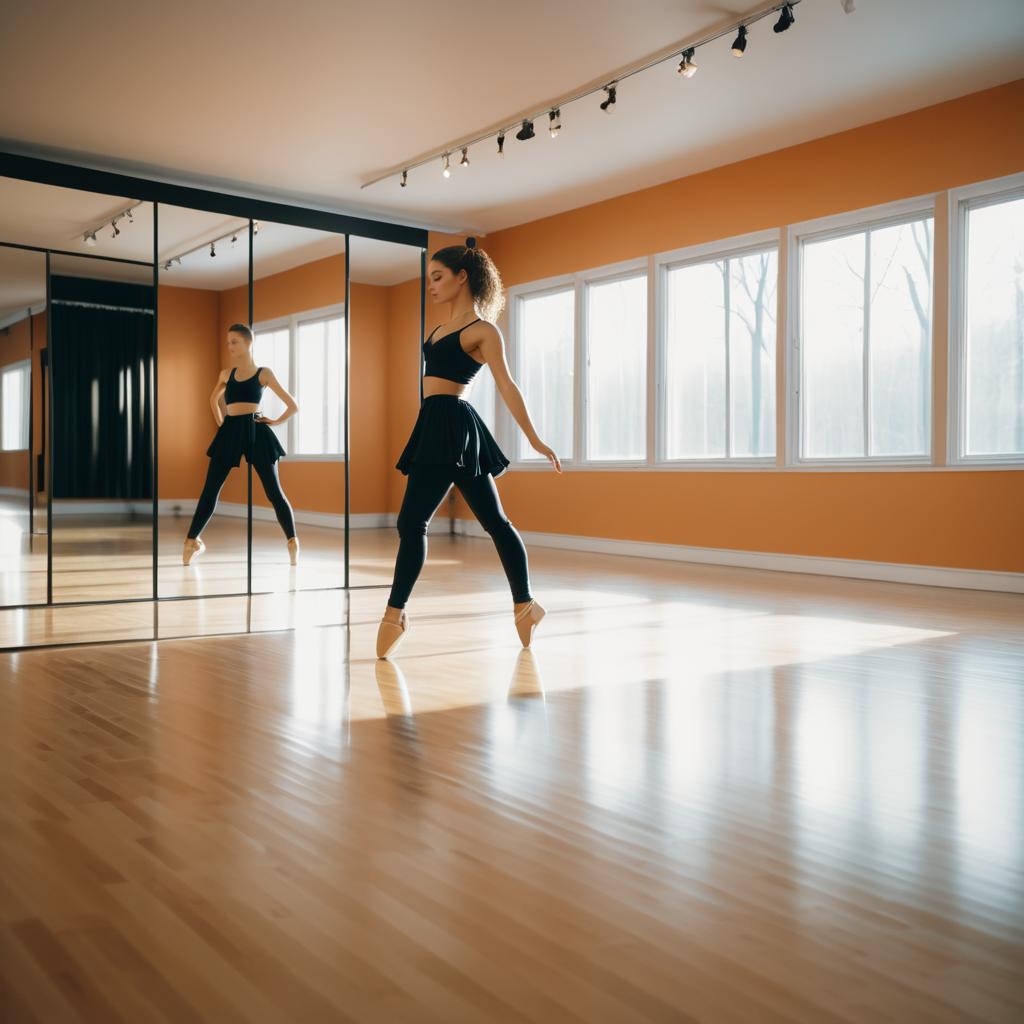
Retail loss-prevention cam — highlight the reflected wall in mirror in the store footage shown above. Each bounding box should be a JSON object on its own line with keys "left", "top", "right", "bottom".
{"left": 157, "top": 206, "right": 252, "bottom": 598}
{"left": 248, "top": 223, "right": 346, "bottom": 593}
{"left": 348, "top": 236, "right": 424, "bottom": 589}
{"left": 0, "top": 244, "right": 45, "bottom": 606}
{"left": 49, "top": 243, "right": 156, "bottom": 603}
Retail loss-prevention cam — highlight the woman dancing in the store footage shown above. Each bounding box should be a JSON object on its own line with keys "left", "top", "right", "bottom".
{"left": 182, "top": 323, "right": 300, "bottom": 566}
{"left": 376, "top": 238, "right": 562, "bottom": 659}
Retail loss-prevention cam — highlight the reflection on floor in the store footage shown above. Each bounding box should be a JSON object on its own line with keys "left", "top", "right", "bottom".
{"left": 1, "top": 539, "right": 1023, "bottom": 1020}
{"left": 0, "top": 498, "right": 46, "bottom": 606}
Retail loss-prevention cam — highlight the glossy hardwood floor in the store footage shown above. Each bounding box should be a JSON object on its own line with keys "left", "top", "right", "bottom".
{"left": 1, "top": 536, "right": 1023, "bottom": 1022}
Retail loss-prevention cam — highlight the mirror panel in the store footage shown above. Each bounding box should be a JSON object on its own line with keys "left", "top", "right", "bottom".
{"left": 49, "top": 245, "right": 156, "bottom": 603}
{"left": 156, "top": 205, "right": 251, "bottom": 598}
{"left": 251, "top": 221, "right": 346, "bottom": 593}
{"left": 347, "top": 236, "right": 425, "bottom": 588}
{"left": 0, "top": 245, "right": 45, "bottom": 606}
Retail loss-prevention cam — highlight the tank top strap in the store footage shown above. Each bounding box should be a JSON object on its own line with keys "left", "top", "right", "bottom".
{"left": 463, "top": 317, "right": 481, "bottom": 330}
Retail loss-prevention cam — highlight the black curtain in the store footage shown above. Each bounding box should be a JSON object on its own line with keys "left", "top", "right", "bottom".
{"left": 50, "top": 276, "right": 154, "bottom": 500}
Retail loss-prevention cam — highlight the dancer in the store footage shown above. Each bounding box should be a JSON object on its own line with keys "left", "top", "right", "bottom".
{"left": 376, "top": 237, "right": 562, "bottom": 659}
{"left": 182, "top": 323, "right": 300, "bottom": 566}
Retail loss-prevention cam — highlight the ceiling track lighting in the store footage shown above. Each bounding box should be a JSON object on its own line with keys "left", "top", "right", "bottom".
{"left": 400, "top": 169, "right": 408, "bottom": 187}
{"left": 84, "top": 231, "right": 97, "bottom": 247}
{"left": 677, "top": 48, "right": 697, "bottom": 77}
{"left": 210, "top": 242, "right": 216, "bottom": 258}
{"left": 460, "top": 147, "right": 470, "bottom": 168}
{"left": 773, "top": 4, "right": 795, "bottom": 32}
{"left": 362, "top": 1, "right": 806, "bottom": 188}
{"left": 516, "top": 119, "right": 535, "bottom": 141}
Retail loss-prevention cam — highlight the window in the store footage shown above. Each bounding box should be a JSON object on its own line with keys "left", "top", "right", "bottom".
{"left": 1, "top": 360, "right": 30, "bottom": 451}
{"left": 513, "top": 287, "right": 574, "bottom": 461}
{"left": 584, "top": 273, "right": 647, "bottom": 461}
{"left": 794, "top": 207, "right": 933, "bottom": 461}
{"left": 950, "top": 175, "right": 1024, "bottom": 463}
{"left": 661, "top": 246, "right": 777, "bottom": 460}
{"left": 254, "top": 305, "right": 345, "bottom": 457}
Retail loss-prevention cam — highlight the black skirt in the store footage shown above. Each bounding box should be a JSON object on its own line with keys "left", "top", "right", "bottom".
{"left": 206, "top": 413, "right": 287, "bottom": 467}
{"left": 396, "top": 395, "right": 510, "bottom": 478}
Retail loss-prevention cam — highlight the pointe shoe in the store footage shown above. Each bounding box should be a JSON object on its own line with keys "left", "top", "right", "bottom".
{"left": 287, "top": 537, "right": 300, "bottom": 566}
{"left": 514, "top": 600, "right": 546, "bottom": 648}
{"left": 376, "top": 610, "right": 410, "bottom": 659}
{"left": 182, "top": 537, "right": 205, "bottom": 566}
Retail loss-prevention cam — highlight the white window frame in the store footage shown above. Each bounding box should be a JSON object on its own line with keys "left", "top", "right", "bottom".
{"left": 253, "top": 301, "right": 346, "bottom": 461}
{"left": 504, "top": 257, "right": 650, "bottom": 470}
{"left": 786, "top": 193, "right": 938, "bottom": 470}
{"left": 653, "top": 228, "right": 780, "bottom": 468}
{"left": 947, "top": 170, "right": 1024, "bottom": 469}
{"left": 0, "top": 358, "right": 31, "bottom": 452}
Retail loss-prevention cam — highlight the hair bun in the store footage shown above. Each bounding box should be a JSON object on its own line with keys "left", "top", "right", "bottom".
{"left": 465, "top": 236, "right": 477, "bottom": 249}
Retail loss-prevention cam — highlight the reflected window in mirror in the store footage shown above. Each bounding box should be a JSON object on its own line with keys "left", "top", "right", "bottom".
{"left": 254, "top": 304, "right": 345, "bottom": 457}
{"left": 1, "top": 360, "right": 30, "bottom": 450}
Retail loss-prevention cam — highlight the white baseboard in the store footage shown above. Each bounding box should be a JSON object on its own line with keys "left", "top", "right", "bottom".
{"left": 449, "top": 518, "right": 1024, "bottom": 594}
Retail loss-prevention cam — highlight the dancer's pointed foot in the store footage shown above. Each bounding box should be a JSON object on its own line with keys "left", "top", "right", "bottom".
{"left": 287, "top": 537, "right": 300, "bottom": 566}
{"left": 182, "top": 537, "right": 205, "bottom": 566}
{"left": 376, "top": 608, "right": 409, "bottom": 659}
{"left": 514, "top": 599, "right": 546, "bottom": 648}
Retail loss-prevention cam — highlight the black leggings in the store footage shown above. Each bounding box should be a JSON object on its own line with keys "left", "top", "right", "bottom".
{"left": 388, "top": 465, "right": 532, "bottom": 609}
{"left": 187, "top": 457, "right": 296, "bottom": 540}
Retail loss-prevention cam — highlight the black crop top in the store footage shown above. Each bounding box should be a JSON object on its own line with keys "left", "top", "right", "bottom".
{"left": 423, "top": 318, "right": 485, "bottom": 385}
{"left": 224, "top": 366, "right": 265, "bottom": 404}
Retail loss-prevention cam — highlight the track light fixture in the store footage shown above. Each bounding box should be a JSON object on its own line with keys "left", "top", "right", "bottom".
{"left": 362, "top": 1, "right": 811, "bottom": 188}
{"left": 841, "top": 0, "right": 855, "bottom": 11}
{"left": 231, "top": 233, "right": 238, "bottom": 246}
{"left": 209, "top": 242, "right": 216, "bottom": 258}
{"left": 84, "top": 232, "right": 97, "bottom": 247}
{"left": 442, "top": 153, "right": 451, "bottom": 178}
{"left": 125, "top": 209, "right": 133, "bottom": 224}
{"left": 400, "top": 169, "right": 408, "bottom": 187}
{"left": 253, "top": 221, "right": 260, "bottom": 235}
{"left": 111, "top": 220, "right": 120, "bottom": 238}
{"left": 677, "top": 48, "right": 697, "bottom": 77}
{"left": 774, "top": 4, "right": 795, "bottom": 32}
{"left": 460, "top": 147, "right": 470, "bottom": 168}
{"left": 516, "top": 119, "right": 535, "bottom": 141}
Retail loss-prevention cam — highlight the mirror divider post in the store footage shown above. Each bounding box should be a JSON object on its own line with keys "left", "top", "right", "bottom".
{"left": 419, "top": 248, "right": 426, "bottom": 407}
{"left": 152, "top": 203, "right": 159, "bottom": 600}
{"left": 28, "top": 307, "right": 35, "bottom": 537}
{"left": 343, "top": 235, "right": 350, "bottom": 591}
{"left": 45, "top": 251, "right": 53, "bottom": 605}
{"left": 247, "top": 219, "right": 254, "bottom": 596}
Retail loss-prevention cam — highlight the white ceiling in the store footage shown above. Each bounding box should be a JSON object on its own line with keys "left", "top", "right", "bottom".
{"left": 1, "top": 0, "right": 1023, "bottom": 242}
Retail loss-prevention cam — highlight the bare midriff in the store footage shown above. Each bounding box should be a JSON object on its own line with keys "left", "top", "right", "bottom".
{"left": 225, "top": 402, "right": 261, "bottom": 416}
{"left": 422, "top": 376, "right": 470, "bottom": 398}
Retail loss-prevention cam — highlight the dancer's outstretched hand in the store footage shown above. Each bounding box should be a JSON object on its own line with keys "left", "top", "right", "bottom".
{"left": 530, "top": 439, "right": 562, "bottom": 473}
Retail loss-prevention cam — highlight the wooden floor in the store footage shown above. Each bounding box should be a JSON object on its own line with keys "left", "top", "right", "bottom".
{"left": 1, "top": 536, "right": 1023, "bottom": 1022}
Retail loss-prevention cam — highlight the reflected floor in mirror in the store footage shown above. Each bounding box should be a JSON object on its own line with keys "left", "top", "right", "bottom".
{"left": 1, "top": 537, "right": 1023, "bottom": 1022}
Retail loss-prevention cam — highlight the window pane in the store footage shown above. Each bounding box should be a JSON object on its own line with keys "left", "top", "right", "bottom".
{"left": 729, "top": 252, "right": 777, "bottom": 457}
{"left": 802, "top": 232, "right": 865, "bottom": 457}
{"left": 586, "top": 275, "right": 646, "bottom": 460}
{"left": 2, "top": 365, "right": 29, "bottom": 450}
{"left": 665, "top": 261, "right": 726, "bottom": 458}
{"left": 869, "top": 219, "right": 932, "bottom": 456}
{"left": 517, "top": 289, "right": 574, "bottom": 461}
{"left": 323, "top": 317, "right": 344, "bottom": 455}
{"left": 254, "top": 327, "right": 290, "bottom": 448}
{"left": 964, "top": 195, "right": 1024, "bottom": 456}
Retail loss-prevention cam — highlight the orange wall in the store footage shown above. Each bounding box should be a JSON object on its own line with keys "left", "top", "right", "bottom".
{"left": 406, "top": 80, "right": 1024, "bottom": 573}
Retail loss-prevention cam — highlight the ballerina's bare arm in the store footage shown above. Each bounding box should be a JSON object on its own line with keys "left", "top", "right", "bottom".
{"left": 256, "top": 368, "right": 299, "bottom": 426}
{"left": 473, "top": 322, "right": 562, "bottom": 473}
{"left": 210, "top": 369, "right": 230, "bottom": 426}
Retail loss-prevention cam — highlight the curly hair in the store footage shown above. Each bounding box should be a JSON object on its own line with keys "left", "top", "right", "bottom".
{"left": 431, "top": 237, "right": 505, "bottom": 322}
